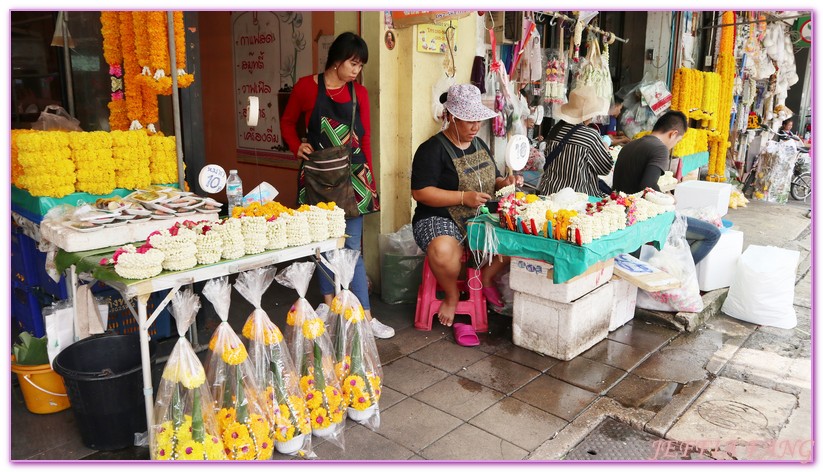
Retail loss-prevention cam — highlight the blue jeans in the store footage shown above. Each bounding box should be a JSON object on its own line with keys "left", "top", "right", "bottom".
{"left": 317, "top": 216, "right": 370, "bottom": 310}
{"left": 685, "top": 216, "right": 721, "bottom": 265}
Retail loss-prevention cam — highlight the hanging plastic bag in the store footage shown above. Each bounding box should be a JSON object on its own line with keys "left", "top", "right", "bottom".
{"left": 570, "top": 36, "right": 612, "bottom": 117}
{"left": 636, "top": 214, "right": 704, "bottom": 313}
{"left": 43, "top": 300, "right": 75, "bottom": 367}
{"left": 235, "top": 267, "right": 315, "bottom": 458}
{"left": 32, "top": 105, "right": 82, "bottom": 131}
{"left": 201, "top": 277, "right": 274, "bottom": 460}
{"left": 275, "top": 262, "right": 346, "bottom": 449}
{"left": 324, "top": 249, "right": 383, "bottom": 431}
{"left": 151, "top": 289, "right": 228, "bottom": 460}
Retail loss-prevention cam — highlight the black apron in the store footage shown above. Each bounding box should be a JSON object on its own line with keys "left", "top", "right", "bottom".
{"left": 297, "top": 73, "right": 379, "bottom": 215}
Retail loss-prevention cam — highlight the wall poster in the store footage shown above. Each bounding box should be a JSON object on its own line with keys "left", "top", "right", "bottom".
{"left": 232, "top": 12, "right": 313, "bottom": 169}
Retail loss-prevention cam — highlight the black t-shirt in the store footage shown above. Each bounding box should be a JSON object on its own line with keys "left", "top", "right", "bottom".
{"left": 411, "top": 133, "right": 500, "bottom": 223}
{"left": 611, "top": 135, "right": 670, "bottom": 194}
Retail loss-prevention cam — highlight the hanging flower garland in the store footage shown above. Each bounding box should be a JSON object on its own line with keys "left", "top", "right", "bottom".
{"left": 145, "top": 11, "right": 173, "bottom": 95}
{"left": 100, "top": 12, "right": 129, "bottom": 131}
{"left": 174, "top": 12, "right": 195, "bottom": 88}
{"left": 708, "top": 10, "right": 736, "bottom": 183}
{"left": 119, "top": 11, "right": 144, "bottom": 130}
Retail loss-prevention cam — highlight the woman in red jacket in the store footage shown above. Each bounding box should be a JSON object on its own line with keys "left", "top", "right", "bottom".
{"left": 280, "top": 32, "right": 392, "bottom": 339}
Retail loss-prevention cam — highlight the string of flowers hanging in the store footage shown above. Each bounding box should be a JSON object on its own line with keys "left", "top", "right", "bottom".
{"left": 707, "top": 10, "right": 736, "bottom": 183}
{"left": 100, "top": 12, "right": 129, "bottom": 131}
{"left": 118, "top": 11, "right": 144, "bottom": 130}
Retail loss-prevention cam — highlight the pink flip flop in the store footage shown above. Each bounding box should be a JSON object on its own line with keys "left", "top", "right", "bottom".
{"left": 453, "top": 323, "right": 480, "bottom": 347}
{"left": 482, "top": 286, "right": 505, "bottom": 308}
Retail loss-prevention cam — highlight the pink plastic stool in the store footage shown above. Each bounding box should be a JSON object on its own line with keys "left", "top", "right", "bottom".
{"left": 414, "top": 255, "right": 488, "bottom": 332}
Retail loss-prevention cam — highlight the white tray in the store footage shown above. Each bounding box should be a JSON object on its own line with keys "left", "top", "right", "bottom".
{"left": 42, "top": 213, "right": 220, "bottom": 252}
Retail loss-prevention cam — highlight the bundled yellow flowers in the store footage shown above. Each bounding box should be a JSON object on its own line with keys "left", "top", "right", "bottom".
{"left": 11, "top": 129, "right": 36, "bottom": 188}
{"left": 148, "top": 135, "right": 179, "bottom": 184}
{"left": 70, "top": 131, "right": 117, "bottom": 195}
{"left": 16, "top": 131, "right": 76, "bottom": 197}
{"left": 708, "top": 10, "right": 736, "bottom": 183}
{"left": 672, "top": 128, "right": 709, "bottom": 158}
{"left": 111, "top": 130, "right": 151, "bottom": 189}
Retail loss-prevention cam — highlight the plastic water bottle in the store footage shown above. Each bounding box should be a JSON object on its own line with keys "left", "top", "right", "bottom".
{"left": 226, "top": 169, "right": 243, "bottom": 215}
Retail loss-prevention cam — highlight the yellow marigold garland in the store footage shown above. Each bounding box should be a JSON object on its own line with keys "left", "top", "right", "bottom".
{"left": 173, "top": 12, "right": 195, "bottom": 88}
{"left": 101, "top": 12, "right": 128, "bottom": 131}
{"left": 146, "top": 11, "right": 173, "bottom": 95}
{"left": 119, "top": 11, "right": 143, "bottom": 129}
{"left": 148, "top": 135, "right": 179, "bottom": 184}
{"left": 111, "top": 130, "right": 151, "bottom": 189}
{"left": 11, "top": 129, "right": 35, "bottom": 188}
{"left": 70, "top": 131, "right": 117, "bottom": 195}
{"left": 708, "top": 10, "right": 736, "bottom": 182}
{"left": 16, "top": 132, "right": 76, "bottom": 197}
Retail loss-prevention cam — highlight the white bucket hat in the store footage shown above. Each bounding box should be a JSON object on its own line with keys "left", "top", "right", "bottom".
{"left": 443, "top": 84, "right": 498, "bottom": 122}
{"left": 555, "top": 86, "right": 609, "bottom": 124}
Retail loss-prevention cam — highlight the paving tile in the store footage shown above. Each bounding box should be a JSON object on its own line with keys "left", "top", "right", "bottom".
{"left": 378, "top": 386, "right": 406, "bottom": 412}
{"left": 580, "top": 339, "right": 652, "bottom": 371}
{"left": 378, "top": 397, "right": 463, "bottom": 453}
{"left": 547, "top": 357, "right": 627, "bottom": 394}
{"left": 420, "top": 423, "right": 528, "bottom": 460}
{"left": 413, "top": 375, "right": 505, "bottom": 421}
{"left": 607, "top": 321, "right": 677, "bottom": 351}
{"left": 607, "top": 373, "right": 681, "bottom": 411}
{"left": 408, "top": 339, "right": 490, "bottom": 374}
{"left": 457, "top": 356, "right": 540, "bottom": 394}
{"left": 666, "top": 377, "right": 797, "bottom": 445}
{"left": 376, "top": 326, "right": 445, "bottom": 364}
{"left": 494, "top": 344, "right": 560, "bottom": 372}
{"left": 312, "top": 424, "right": 415, "bottom": 460}
{"left": 382, "top": 357, "right": 449, "bottom": 396}
{"left": 469, "top": 397, "right": 568, "bottom": 451}
{"left": 474, "top": 331, "right": 513, "bottom": 354}
{"left": 512, "top": 375, "right": 598, "bottom": 421}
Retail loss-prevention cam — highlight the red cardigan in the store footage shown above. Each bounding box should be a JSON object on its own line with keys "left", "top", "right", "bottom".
{"left": 280, "top": 75, "right": 373, "bottom": 170}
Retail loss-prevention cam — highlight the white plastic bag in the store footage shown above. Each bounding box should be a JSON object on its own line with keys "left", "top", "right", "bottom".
{"left": 151, "top": 289, "right": 227, "bottom": 460}
{"left": 721, "top": 245, "right": 799, "bottom": 329}
{"left": 275, "top": 262, "right": 346, "bottom": 449}
{"left": 636, "top": 214, "right": 704, "bottom": 313}
{"left": 235, "top": 267, "right": 314, "bottom": 458}
{"left": 44, "top": 300, "right": 75, "bottom": 367}
{"left": 325, "top": 249, "right": 383, "bottom": 431}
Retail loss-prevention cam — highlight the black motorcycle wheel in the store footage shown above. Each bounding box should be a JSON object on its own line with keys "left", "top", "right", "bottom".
{"left": 790, "top": 172, "right": 812, "bottom": 201}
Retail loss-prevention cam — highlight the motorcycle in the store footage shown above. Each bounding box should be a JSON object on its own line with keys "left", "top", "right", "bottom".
{"left": 790, "top": 148, "right": 811, "bottom": 202}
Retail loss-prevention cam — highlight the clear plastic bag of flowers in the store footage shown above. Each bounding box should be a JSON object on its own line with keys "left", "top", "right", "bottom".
{"left": 325, "top": 249, "right": 383, "bottom": 430}
{"left": 152, "top": 289, "right": 227, "bottom": 460}
{"left": 201, "top": 276, "right": 274, "bottom": 460}
{"left": 275, "top": 262, "right": 346, "bottom": 449}
{"left": 235, "top": 267, "right": 315, "bottom": 458}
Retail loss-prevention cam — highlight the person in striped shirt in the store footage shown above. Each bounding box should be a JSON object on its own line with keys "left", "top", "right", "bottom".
{"left": 537, "top": 86, "right": 615, "bottom": 197}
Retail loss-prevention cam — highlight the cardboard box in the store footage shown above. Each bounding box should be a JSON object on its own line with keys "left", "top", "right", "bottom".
{"left": 674, "top": 180, "right": 733, "bottom": 217}
{"left": 510, "top": 258, "right": 614, "bottom": 303}
{"left": 512, "top": 282, "right": 613, "bottom": 361}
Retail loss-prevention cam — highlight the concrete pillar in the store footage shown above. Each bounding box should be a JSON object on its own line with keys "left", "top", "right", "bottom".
{"left": 643, "top": 12, "right": 674, "bottom": 83}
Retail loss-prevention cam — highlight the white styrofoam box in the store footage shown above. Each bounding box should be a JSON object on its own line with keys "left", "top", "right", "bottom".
{"left": 695, "top": 229, "right": 744, "bottom": 291}
{"left": 510, "top": 257, "right": 614, "bottom": 303}
{"left": 609, "top": 277, "right": 638, "bottom": 332}
{"left": 674, "top": 180, "right": 733, "bottom": 217}
{"left": 513, "top": 282, "right": 613, "bottom": 361}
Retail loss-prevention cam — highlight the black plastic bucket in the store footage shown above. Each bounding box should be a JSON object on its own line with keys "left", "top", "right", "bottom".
{"left": 53, "top": 334, "right": 156, "bottom": 450}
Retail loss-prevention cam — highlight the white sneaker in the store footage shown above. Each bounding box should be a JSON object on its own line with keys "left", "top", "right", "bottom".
{"left": 369, "top": 318, "right": 395, "bottom": 339}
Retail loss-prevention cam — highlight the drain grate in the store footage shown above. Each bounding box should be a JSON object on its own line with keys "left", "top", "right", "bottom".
{"left": 565, "top": 418, "right": 712, "bottom": 461}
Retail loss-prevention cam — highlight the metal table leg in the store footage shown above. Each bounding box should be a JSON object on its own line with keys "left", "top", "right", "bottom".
{"left": 136, "top": 293, "right": 155, "bottom": 458}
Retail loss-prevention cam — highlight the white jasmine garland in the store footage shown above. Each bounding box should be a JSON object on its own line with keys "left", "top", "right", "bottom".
{"left": 306, "top": 207, "right": 330, "bottom": 242}
{"left": 327, "top": 206, "right": 346, "bottom": 238}
{"left": 114, "top": 245, "right": 165, "bottom": 279}
{"left": 195, "top": 231, "right": 223, "bottom": 265}
{"left": 265, "top": 217, "right": 288, "bottom": 250}
{"left": 285, "top": 212, "right": 311, "bottom": 247}
{"left": 215, "top": 219, "right": 245, "bottom": 259}
{"left": 240, "top": 216, "right": 268, "bottom": 254}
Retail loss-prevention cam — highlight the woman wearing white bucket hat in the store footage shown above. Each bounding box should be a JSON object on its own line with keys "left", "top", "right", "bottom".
{"left": 411, "top": 84, "right": 519, "bottom": 332}
{"left": 537, "top": 86, "right": 615, "bottom": 197}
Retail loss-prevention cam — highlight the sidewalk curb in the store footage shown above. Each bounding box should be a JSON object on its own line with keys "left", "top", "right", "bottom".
{"left": 634, "top": 289, "right": 729, "bottom": 332}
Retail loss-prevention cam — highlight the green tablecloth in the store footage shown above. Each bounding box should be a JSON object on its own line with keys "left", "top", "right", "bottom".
{"left": 467, "top": 211, "right": 675, "bottom": 283}
{"left": 679, "top": 151, "right": 710, "bottom": 176}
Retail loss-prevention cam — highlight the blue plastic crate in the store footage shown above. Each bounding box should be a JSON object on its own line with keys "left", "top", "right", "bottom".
{"left": 11, "top": 229, "right": 40, "bottom": 288}
{"left": 32, "top": 245, "right": 69, "bottom": 300}
{"left": 95, "top": 288, "right": 173, "bottom": 341}
{"left": 11, "top": 285, "right": 46, "bottom": 337}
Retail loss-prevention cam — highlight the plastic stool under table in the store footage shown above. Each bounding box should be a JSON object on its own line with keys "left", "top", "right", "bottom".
{"left": 414, "top": 255, "right": 488, "bottom": 332}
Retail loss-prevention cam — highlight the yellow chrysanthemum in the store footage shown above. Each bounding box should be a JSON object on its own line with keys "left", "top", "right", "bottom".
{"left": 515, "top": 192, "right": 525, "bottom": 200}
{"left": 276, "top": 402, "right": 291, "bottom": 422}
{"left": 286, "top": 306, "right": 301, "bottom": 326}
{"left": 222, "top": 422, "right": 251, "bottom": 449}
{"left": 203, "top": 434, "right": 227, "bottom": 460}
{"left": 351, "top": 390, "right": 372, "bottom": 411}
{"left": 525, "top": 194, "right": 539, "bottom": 204}
{"left": 221, "top": 341, "right": 248, "bottom": 365}
{"left": 176, "top": 439, "right": 205, "bottom": 460}
{"left": 155, "top": 440, "right": 175, "bottom": 460}
{"left": 330, "top": 296, "right": 343, "bottom": 314}
{"left": 344, "top": 305, "right": 366, "bottom": 323}
{"left": 342, "top": 375, "right": 365, "bottom": 394}
{"left": 326, "top": 386, "right": 343, "bottom": 410}
{"left": 155, "top": 421, "right": 175, "bottom": 447}
{"left": 274, "top": 423, "right": 296, "bottom": 442}
{"left": 249, "top": 414, "right": 272, "bottom": 442}
{"left": 331, "top": 407, "right": 344, "bottom": 425}
{"left": 311, "top": 407, "right": 329, "bottom": 430}
{"left": 305, "top": 389, "right": 323, "bottom": 410}
{"left": 334, "top": 357, "right": 351, "bottom": 380}
{"left": 217, "top": 407, "right": 237, "bottom": 433}
{"left": 301, "top": 318, "right": 326, "bottom": 340}
{"left": 180, "top": 365, "right": 206, "bottom": 390}
{"left": 299, "top": 375, "right": 315, "bottom": 394}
